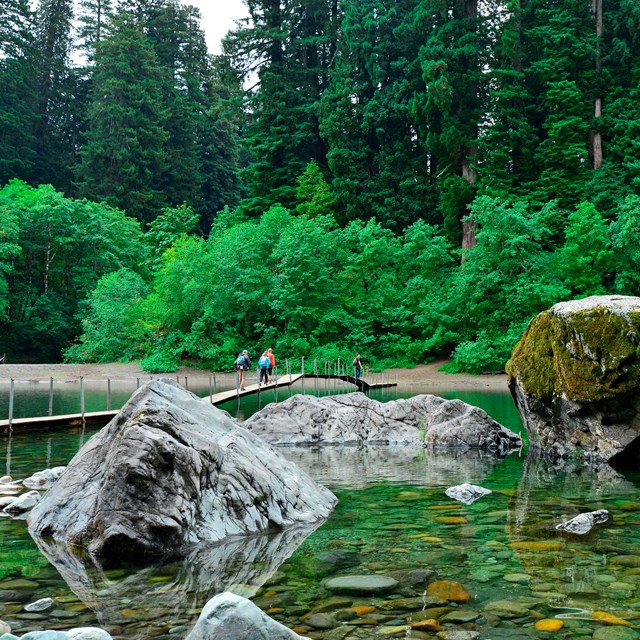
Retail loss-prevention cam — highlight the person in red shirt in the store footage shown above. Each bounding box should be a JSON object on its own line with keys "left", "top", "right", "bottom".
{"left": 267, "top": 348, "right": 276, "bottom": 382}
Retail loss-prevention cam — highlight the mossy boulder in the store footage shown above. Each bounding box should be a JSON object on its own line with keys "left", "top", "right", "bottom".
{"left": 506, "top": 295, "right": 640, "bottom": 462}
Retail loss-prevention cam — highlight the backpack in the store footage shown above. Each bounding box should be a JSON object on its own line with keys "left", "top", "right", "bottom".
{"left": 258, "top": 355, "right": 270, "bottom": 369}
{"left": 234, "top": 354, "right": 246, "bottom": 369}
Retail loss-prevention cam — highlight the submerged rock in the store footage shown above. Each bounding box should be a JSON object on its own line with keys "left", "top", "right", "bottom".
{"left": 28, "top": 379, "right": 336, "bottom": 559}
{"left": 555, "top": 509, "right": 609, "bottom": 535}
{"left": 507, "top": 295, "right": 640, "bottom": 462}
{"left": 184, "top": 592, "right": 309, "bottom": 640}
{"left": 444, "top": 483, "right": 492, "bottom": 505}
{"left": 245, "top": 392, "right": 522, "bottom": 454}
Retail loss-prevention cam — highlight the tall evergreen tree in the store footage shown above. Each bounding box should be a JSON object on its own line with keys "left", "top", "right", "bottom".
{"left": 32, "top": 0, "right": 76, "bottom": 192}
{"left": 77, "top": 13, "right": 170, "bottom": 224}
{"left": 411, "top": 0, "right": 488, "bottom": 246}
{"left": 77, "top": 0, "right": 114, "bottom": 62}
{"left": 226, "top": 0, "right": 338, "bottom": 215}
{"left": 320, "top": 0, "right": 437, "bottom": 230}
{"left": 0, "top": 0, "right": 38, "bottom": 185}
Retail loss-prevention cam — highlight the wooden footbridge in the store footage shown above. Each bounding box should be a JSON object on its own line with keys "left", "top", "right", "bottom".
{"left": 0, "top": 371, "right": 396, "bottom": 434}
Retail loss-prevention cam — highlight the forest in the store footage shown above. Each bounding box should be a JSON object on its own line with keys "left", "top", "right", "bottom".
{"left": 1, "top": 0, "right": 639, "bottom": 373}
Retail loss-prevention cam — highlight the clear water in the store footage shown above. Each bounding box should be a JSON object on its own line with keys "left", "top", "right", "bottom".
{"left": 1, "top": 383, "right": 639, "bottom": 639}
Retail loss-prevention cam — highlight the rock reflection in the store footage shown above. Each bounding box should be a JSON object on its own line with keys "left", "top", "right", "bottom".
{"left": 280, "top": 445, "right": 516, "bottom": 488}
{"left": 30, "top": 523, "right": 323, "bottom": 638}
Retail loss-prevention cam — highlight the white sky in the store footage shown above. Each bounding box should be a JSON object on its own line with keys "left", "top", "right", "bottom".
{"left": 185, "top": 0, "right": 249, "bottom": 54}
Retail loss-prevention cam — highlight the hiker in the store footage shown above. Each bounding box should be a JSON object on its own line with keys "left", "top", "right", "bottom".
{"left": 258, "top": 351, "right": 270, "bottom": 385}
{"left": 234, "top": 349, "right": 251, "bottom": 389}
{"left": 353, "top": 353, "right": 363, "bottom": 380}
{"left": 267, "top": 347, "right": 276, "bottom": 382}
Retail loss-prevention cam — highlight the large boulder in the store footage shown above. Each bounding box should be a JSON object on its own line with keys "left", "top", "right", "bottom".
{"left": 244, "top": 392, "right": 522, "bottom": 454}
{"left": 28, "top": 379, "right": 337, "bottom": 559}
{"left": 507, "top": 295, "right": 640, "bottom": 462}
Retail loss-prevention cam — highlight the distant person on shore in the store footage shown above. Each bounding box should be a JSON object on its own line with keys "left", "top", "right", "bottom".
{"left": 353, "top": 353, "right": 363, "bottom": 379}
{"left": 235, "top": 350, "right": 251, "bottom": 389}
{"left": 258, "top": 351, "right": 270, "bottom": 385}
{"left": 267, "top": 347, "right": 276, "bottom": 382}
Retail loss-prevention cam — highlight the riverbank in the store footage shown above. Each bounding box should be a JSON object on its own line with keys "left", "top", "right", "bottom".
{"left": 0, "top": 359, "right": 508, "bottom": 391}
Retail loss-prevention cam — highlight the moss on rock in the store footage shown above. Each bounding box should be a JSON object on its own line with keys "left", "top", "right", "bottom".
{"left": 507, "top": 300, "right": 640, "bottom": 403}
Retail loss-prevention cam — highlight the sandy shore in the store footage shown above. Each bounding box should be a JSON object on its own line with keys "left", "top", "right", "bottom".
{"left": 0, "top": 359, "right": 508, "bottom": 391}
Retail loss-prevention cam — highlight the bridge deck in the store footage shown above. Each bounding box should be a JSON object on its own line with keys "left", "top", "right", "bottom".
{"left": 0, "top": 373, "right": 396, "bottom": 433}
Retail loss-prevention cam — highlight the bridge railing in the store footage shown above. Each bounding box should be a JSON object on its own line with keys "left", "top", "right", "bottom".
{"left": 0, "top": 358, "right": 398, "bottom": 430}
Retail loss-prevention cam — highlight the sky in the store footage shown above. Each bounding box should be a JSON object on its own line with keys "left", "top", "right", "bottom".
{"left": 186, "top": 0, "right": 249, "bottom": 54}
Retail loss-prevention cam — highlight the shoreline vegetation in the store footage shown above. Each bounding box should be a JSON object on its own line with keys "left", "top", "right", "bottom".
{"left": 0, "top": 360, "right": 508, "bottom": 392}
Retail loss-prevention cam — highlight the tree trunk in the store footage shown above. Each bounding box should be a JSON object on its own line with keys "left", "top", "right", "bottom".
{"left": 592, "top": 0, "right": 603, "bottom": 169}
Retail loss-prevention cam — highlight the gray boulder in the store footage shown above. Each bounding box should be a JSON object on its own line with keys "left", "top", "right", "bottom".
{"left": 555, "top": 509, "right": 609, "bottom": 535}
{"left": 245, "top": 392, "right": 522, "bottom": 454}
{"left": 507, "top": 295, "right": 640, "bottom": 462}
{"left": 184, "top": 592, "right": 309, "bottom": 640}
{"left": 28, "top": 379, "right": 336, "bottom": 559}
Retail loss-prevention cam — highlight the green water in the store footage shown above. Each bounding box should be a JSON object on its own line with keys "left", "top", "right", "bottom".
{"left": 1, "top": 387, "right": 640, "bottom": 638}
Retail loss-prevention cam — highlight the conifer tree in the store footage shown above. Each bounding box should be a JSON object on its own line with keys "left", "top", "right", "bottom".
{"left": 0, "top": 0, "right": 38, "bottom": 185}
{"left": 32, "top": 0, "right": 76, "bottom": 192}
{"left": 78, "top": 13, "right": 170, "bottom": 223}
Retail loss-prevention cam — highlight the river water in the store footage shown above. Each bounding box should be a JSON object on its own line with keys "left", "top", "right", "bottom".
{"left": 1, "top": 382, "right": 640, "bottom": 639}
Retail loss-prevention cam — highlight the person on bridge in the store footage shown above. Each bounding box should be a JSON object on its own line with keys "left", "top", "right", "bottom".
{"left": 267, "top": 347, "right": 276, "bottom": 382}
{"left": 235, "top": 350, "right": 251, "bottom": 389}
{"left": 353, "top": 353, "right": 363, "bottom": 379}
{"left": 258, "top": 351, "right": 270, "bottom": 385}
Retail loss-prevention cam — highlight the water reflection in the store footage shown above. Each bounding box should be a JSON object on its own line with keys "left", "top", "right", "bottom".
{"left": 280, "top": 445, "right": 517, "bottom": 488}
{"left": 31, "top": 523, "right": 323, "bottom": 638}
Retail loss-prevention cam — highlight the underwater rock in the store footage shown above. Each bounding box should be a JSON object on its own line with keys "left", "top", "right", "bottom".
{"left": 444, "top": 483, "right": 492, "bottom": 505}
{"left": 507, "top": 295, "right": 640, "bottom": 462}
{"left": 184, "top": 592, "right": 309, "bottom": 639}
{"left": 324, "top": 575, "right": 399, "bottom": 595}
{"left": 555, "top": 509, "right": 609, "bottom": 535}
{"left": 28, "top": 378, "right": 336, "bottom": 559}
{"left": 24, "top": 598, "right": 55, "bottom": 612}
{"left": 245, "top": 392, "right": 522, "bottom": 453}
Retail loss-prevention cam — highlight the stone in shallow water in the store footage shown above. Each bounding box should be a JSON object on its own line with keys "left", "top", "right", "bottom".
{"left": 324, "top": 575, "right": 399, "bottom": 595}
{"left": 24, "top": 598, "right": 55, "bottom": 613}
{"left": 426, "top": 580, "right": 471, "bottom": 603}
{"left": 592, "top": 627, "right": 640, "bottom": 640}
{"left": 3, "top": 491, "right": 41, "bottom": 513}
{"left": 66, "top": 630, "right": 113, "bottom": 640}
{"left": 535, "top": 618, "right": 564, "bottom": 631}
{"left": 482, "top": 600, "right": 532, "bottom": 618}
{"left": 555, "top": 510, "right": 609, "bottom": 535}
{"left": 445, "top": 483, "right": 492, "bottom": 505}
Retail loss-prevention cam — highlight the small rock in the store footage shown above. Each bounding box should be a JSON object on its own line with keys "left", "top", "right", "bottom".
{"left": 445, "top": 483, "right": 492, "bottom": 505}
{"left": 426, "top": 580, "right": 472, "bottom": 603}
{"left": 535, "top": 619, "right": 564, "bottom": 631}
{"left": 482, "top": 599, "right": 532, "bottom": 618}
{"left": 435, "top": 630, "right": 479, "bottom": 640}
{"left": 0, "top": 621, "right": 10, "bottom": 634}
{"left": 66, "top": 628, "right": 114, "bottom": 640}
{"left": 0, "top": 476, "right": 13, "bottom": 483}
{"left": 556, "top": 510, "right": 609, "bottom": 535}
{"left": 3, "top": 491, "right": 41, "bottom": 513}
{"left": 304, "top": 613, "right": 338, "bottom": 630}
{"left": 19, "top": 632, "right": 67, "bottom": 640}
{"left": 324, "top": 575, "right": 399, "bottom": 595}
{"left": 24, "top": 598, "right": 55, "bottom": 613}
